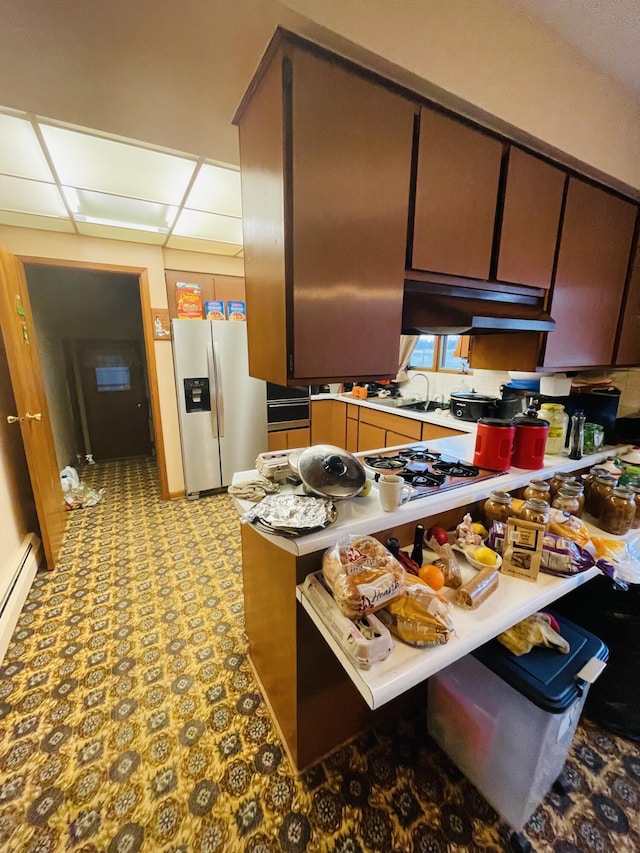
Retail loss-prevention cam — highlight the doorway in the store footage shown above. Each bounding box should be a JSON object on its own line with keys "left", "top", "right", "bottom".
{"left": 24, "top": 265, "right": 154, "bottom": 466}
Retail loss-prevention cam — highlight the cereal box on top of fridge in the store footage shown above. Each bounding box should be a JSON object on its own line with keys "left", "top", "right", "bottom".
{"left": 175, "top": 282, "right": 203, "bottom": 319}
{"left": 205, "top": 300, "right": 225, "bottom": 320}
{"left": 226, "top": 300, "right": 246, "bottom": 321}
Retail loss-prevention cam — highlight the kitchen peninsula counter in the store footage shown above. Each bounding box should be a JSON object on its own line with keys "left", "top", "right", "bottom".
{"left": 235, "top": 436, "right": 629, "bottom": 772}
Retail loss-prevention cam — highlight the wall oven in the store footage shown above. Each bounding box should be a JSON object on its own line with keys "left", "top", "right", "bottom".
{"left": 266, "top": 383, "right": 310, "bottom": 432}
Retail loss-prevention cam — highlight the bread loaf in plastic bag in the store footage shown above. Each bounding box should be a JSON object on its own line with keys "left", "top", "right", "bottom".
{"left": 322, "top": 535, "right": 406, "bottom": 619}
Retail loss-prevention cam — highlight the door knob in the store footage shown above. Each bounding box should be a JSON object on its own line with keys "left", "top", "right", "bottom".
{"left": 7, "top": 415, "right": 23, "bottom": 424}
{"left": 26, "top": 412, "right": 42, "bottom": 421}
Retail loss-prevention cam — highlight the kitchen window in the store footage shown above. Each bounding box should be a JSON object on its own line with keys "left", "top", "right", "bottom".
{"left": 410, "top": 334, "right": 470, "bottom": 373}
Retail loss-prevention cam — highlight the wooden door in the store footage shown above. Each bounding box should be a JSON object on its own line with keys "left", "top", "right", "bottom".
{"left": 0, "top": 245, "right": 66, "bottom": 568}
{"left": 497, "top": 148, "right": 566, "bottom": 289}
{"left": 79, "top": 340, "right": 152, "bottom": 460}
{"left": 412, "top": 107, "right": 503, "bottom": 278}
{"left": 543, "top": 178, "right": 637, "bottom": 368}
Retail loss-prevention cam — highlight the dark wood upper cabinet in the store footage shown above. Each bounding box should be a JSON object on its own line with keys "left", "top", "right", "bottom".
{"left": 496, "top": 148, "right": 566, "bottom": 289}
{"left": 542, "top": 177, "right": 637, "bottom": 368}
{"left": 615, "top": 239, "right": 640, "bottom": 366}
{"left": 411, "top": 108, "right": 503, "bottom": 279}
{"left": 235, "top": 36, "right": 415, "bottom": 384}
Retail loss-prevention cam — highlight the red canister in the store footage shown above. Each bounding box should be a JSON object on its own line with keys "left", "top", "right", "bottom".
{"left": 511, "top": 416, "right": 549, "bottom": 469}
{"left": 473, "top": 418, "right": 516, "bottom": 471}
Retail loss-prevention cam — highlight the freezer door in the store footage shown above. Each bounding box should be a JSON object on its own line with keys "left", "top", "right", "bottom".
{"left": 172, "top": 319, "right": 223, "bottom": 493}
{"left": 210, "top": 321, "right": 268, "bottom": 485}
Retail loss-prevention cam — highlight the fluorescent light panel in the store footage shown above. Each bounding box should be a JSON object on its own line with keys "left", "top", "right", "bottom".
{"left": 0, "top": 174, "right": 67, "bottom": 217}
{"left": 66, "top": 187, "right": 177, "bottom": 232}
{"left": 0, "top": 114, "right": 54, "bottom": 182}
{"left": 40, "top": 124, "right": 198, "bottom": 205}
{"left": 0, "top": 106, "right": 245, "bottom": 254}
{"left": 185, "top": 163, "right": 242, "bottom": 217}
{"left": 172, "top": 208, "right": 243, "bottom": 244}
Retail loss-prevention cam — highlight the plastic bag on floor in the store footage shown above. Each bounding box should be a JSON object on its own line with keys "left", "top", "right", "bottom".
{"left": 61, "top": 466, "right": 105, "bottom": 510}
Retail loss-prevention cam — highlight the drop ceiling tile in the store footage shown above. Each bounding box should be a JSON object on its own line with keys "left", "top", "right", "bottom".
{"left": 0, "top": 210, "right": 75, "bottom": 233}
{"left": 76, "top": 222, "right": 166, "bottom": 245}
{"left": 0, "top": 114, "right": 54, "bottom": 181}
{"left": 40, "top": 124, "right": 197, "bottom": 204}
{"left": 67, "top": 187, "right": 177, "bottom": 232}
{"left": 172, "top": 209, "right": 243, "bottom": 244}
{"left": 165, "top": 234, "right": 243, "bottom": 255}
{"left": 185, "top": 163, "right": 242, "bottom": 217}
{"left": 0, "top": 174, "right": 68, "bottom": 217}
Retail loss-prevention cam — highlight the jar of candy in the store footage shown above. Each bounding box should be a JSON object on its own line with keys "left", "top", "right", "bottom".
{"left": 548, "top": 471, "right": 577, "bottom": 501}
{"left": 523, "top": 479, "right": 551, "bottom": 502}
{"left": 584, "top": 473, "right": 616, "bottom": 519}
{"left": 520, "top": 498, "right": 551, "bottom": 528}
{"left": 552, "top": 487, "right": 581, "bottom": 516}
{"left": 483, "top": 490, "right": 513, "bottom": 527}
{"left": 599, "top": 487, "right": 636, "bottom": 536}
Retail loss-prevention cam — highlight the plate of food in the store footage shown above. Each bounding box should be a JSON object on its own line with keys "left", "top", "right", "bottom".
{"left": 458, "top": 543, "right": 502, "bottom": 572}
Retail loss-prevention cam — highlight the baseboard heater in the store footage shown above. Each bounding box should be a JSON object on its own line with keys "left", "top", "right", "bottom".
{"left": 0, "top": 533, "right": 42, "bottom": 665}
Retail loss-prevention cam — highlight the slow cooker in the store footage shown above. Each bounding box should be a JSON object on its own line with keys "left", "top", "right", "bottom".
{"left": 450, "top": 389, "right": 521, "bottom": 422}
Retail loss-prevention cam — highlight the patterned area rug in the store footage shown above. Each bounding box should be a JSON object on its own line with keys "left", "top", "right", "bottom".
{"left": 1, "top": 457, "right": 639, "bottom": 853}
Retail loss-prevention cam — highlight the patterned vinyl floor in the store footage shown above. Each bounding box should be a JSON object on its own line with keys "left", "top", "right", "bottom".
{"left": 1, "top": 457, "right": 639, "bottom": 853}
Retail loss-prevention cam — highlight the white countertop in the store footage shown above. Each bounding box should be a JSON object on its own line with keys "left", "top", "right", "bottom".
{"left": 233, "top": 433, "right": 629, "bottom": 556}
{"left": 313, "top": 392, "right": 478, "bottom": 433}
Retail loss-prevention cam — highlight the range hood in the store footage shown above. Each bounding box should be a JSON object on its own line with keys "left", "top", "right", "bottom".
{"left": 402, "top": 277, "right": 556, "bottom": 335}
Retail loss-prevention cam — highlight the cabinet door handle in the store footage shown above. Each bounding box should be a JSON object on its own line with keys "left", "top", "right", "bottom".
{"left": 7, "top": 415, "right": 23, "bottom": 424}
{"left": 26, "top": 412, "right": 42, "bottom": 422}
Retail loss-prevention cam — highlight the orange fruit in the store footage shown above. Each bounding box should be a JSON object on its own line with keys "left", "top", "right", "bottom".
{"left": 418, "top": 563, "right": 445, "bottom": 590}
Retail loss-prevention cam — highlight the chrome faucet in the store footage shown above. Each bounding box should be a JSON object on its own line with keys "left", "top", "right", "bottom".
{"left": 407, "top": 372, "right": 430, "bottom": 407}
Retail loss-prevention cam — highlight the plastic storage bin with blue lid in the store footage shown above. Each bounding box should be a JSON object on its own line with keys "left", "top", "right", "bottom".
{"left": 472, "top": 611, "right": 608, "bottom": 713}
{"left": 427, "top": 612, "right": 608, "bottom": 832}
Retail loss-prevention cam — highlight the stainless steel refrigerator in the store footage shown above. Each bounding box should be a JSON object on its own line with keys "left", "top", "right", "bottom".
{"left": 172, "top": 319, "right": 267, "bottom": 497}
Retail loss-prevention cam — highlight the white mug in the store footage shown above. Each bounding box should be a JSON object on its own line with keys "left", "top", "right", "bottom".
{"left": 378, "top": 474, "right": 412, "bottom": 512}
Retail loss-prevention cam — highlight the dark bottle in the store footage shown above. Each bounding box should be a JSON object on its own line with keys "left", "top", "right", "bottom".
{"left": 411, "top": 524, "right": 425, "bottom": 567}
{"left": 568, "top": 409, "right": 586, "bottom": 460}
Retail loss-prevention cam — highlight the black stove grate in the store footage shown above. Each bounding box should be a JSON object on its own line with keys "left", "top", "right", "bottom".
{"left": 432, "top": 460, "right": 480, "bottom": 478}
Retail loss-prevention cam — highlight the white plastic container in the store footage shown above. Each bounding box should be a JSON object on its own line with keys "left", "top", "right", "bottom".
{"left": 427, "top": 615, "right": 607, "bottom": 831}
{"left": 540, "top": 373, "right": 572, "bottom": 396}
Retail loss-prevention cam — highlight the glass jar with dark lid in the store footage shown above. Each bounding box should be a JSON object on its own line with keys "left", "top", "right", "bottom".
{"left": 599, "top": 486, "right": 636, "bottom": 536}
{"left": 549, "top": 471, "right": 577, "bottom": 501}
{"left": 552, "top": 487, "right": 581, "bottom": 517}
{"left": 520, "top": 498, "right": 551, "bottom": 528}
{"left": 483, "top": 490, "right": 513, "bottom": 528}
{"left": 523, "top": 479, "right": 551, "bottom": 502}
{"left": 584, "top": 473, "right": 616, "bottom": 519}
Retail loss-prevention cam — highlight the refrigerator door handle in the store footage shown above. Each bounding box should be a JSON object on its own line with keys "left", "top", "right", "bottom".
{"left": 213, "top": 341, "right": 225, "bottom": 437}
{"left": 206, "top": 342, "right": 219, "bottom": 437}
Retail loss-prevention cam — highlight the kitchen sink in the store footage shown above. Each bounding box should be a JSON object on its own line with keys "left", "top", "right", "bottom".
{"left": 367, "top": 395, "right": 423, "bottom": 408}
{"left": 398, "top": 400, "right": 450, "bottom": 413}
{"left": 344, "top": 394, "right": 449, "bottom": 412}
